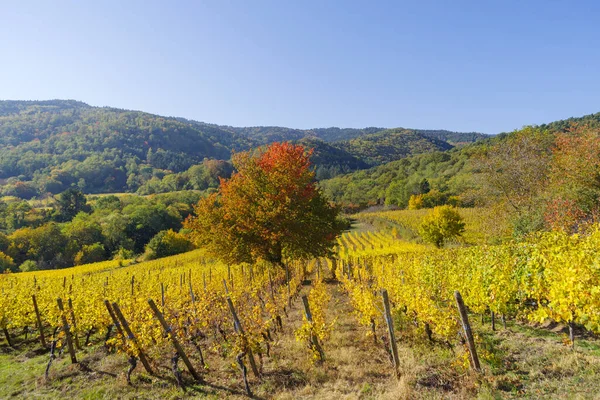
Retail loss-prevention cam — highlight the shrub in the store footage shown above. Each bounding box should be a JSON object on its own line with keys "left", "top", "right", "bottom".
{"left": 144, "top": 230, "right": 194, "bottom": 260}
{"left": 74, "top": 243, "right": 107, "bottom": 265}
{"left": 408, "top": 194, "right": 424, "bottom": 210}
{"left": 419, "top": 205, "right": 465, "bottom": 247}
{"left": 19, "top": 259, "right": 38, "bottom": 272}
{"left": 0, "top": 251, "right": 16, "bottom": 272}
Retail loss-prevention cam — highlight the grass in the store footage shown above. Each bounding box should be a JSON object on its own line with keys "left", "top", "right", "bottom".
{"left": 2, "top": 280, "right": 600, "bottom": 399}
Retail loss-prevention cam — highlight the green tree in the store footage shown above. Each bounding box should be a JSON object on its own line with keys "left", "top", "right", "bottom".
{"left": 19, "top": 259, "right": 38, "bottom": 272}
{"left": 63, "top": 212, "right": 104, "bottom": 247}
{"left": 55, "top": 188, "right": 91, "bottom": 222}
{"left": 74, "top": 243, "right": 106, "bottom": 265}
{"left": 185, "top": 142, "right": 344, "bottom": 267}
{"left": 419, "top": 205, "right": 465, "bottom": 247}
{"left": 0, "top": 251, "right": 16, "bottom": 272}
{"left": 144, "top": 230, "right": 194, "bottom": 260}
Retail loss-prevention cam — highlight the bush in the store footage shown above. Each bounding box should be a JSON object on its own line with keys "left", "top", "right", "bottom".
{"left": 19, "top": 259, "right": 38, "bottom": 272}
{"left": 419, "top": 205, "right": 465, "bottom": 248}
{"left": 114, "top": 247, "right": 135, "bottom": 260}
{"left": 144, "top": 230, "right": 194, "bottom": 260}
{"left": 74, "top": 243, "right": 107, "bottom": 265}
{"left": 408, "top": 194, "right": 424, "bottom": 210}
{"left": 0, "top": 251, "right": 16, "bottom": 272}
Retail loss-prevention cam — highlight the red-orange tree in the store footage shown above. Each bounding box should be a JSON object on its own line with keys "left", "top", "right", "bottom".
{"left": 185, "top": 142, "right": 343, "bottom": 266}
{"left": 545, "top": 125, "right": 600, "bottom": 232}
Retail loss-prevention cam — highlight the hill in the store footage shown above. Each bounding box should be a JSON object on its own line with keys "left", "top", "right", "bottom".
{"left": 334, "top": 128, "right": 455, "bottom": 166}
{"left": 0, "top": 100, "right": 483, "bottom": 198}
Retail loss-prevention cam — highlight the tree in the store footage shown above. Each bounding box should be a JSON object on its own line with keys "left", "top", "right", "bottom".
{"left": 144, "top": 230, "right": 194, "bottom": 260}
{"left": 476, "top": 127, "right": 553, "bottom": 235}
{"left": 63, "top": 212, "right": 105, "bottom": 247}
{"left": 0, "top": 251, "right": 15, "bottom": 272}
{"left": 0, "top": 232, "right": 9, "bottom": 254}
{"left": 55, "top": 188, "right": 91, "bottom": 222}
{"left": 185, "top": 142, "right": 343, "bottom": 267}
{"left": 74, "top": 243, "right": 106, "bottom": 265}
{"left": 545, "top": 126, "right": 600, "bottom": 232}
{"left": 19, "top": 259, "right": 38, "bottom": 272}
{"left": 419, "top": 205, "right": 465, "bottom": 248}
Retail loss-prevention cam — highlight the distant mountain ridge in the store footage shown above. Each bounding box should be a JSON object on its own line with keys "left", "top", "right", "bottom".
{"left": 0, "top": 100, "right": 487, "bottom": 198}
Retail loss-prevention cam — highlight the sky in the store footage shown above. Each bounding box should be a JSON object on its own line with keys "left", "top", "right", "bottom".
{"left": 1, "top": 1, "right": 599, "bottom": 134}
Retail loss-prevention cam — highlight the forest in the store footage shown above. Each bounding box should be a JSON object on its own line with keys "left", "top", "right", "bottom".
{"left": 0, "top": 100, "right": 484, "bottom": 198}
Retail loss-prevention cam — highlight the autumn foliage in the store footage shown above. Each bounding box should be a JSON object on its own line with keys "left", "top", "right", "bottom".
{"left": 185, "top": 142, "right": 343, "bottom": 266}
{"left": 545, "top": 126, "right": 600, "bottom": 232}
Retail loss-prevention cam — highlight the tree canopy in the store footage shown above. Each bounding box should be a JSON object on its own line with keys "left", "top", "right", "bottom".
{"left": 185, "top": 142, "right": 344, "bottom": 266}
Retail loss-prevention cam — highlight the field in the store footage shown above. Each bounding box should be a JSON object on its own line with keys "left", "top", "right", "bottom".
{"left": 2, "top": 218, "right": 600, "bottom": 399}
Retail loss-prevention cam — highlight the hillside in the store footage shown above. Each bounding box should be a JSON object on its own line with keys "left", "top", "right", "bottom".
{"left": 319, "top": 111, "right": 600, "bottom": 210}
{"left": 0, "top": 100, "right": 483, "bottom": 198}
{"left": 335, "top": 128, "right": 455, "bottom": 166}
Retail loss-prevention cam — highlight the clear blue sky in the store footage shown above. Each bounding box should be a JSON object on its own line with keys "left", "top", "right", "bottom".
{"left": 1, "top": 1, "right": 599, "bottom": 134}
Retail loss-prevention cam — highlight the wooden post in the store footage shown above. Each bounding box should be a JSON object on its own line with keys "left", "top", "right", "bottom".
{"left": 268, "top": 269, "right": 276, "bottom": 303}
{"left": 2, "top": 324, "right": 12, "bottom": 347}
{"left": 189, "top": 281, "right": 195, "bottom": 305}
{"left": 569, "top": 321, "right": 575, "bottom": 350}
{"left": 285, "top": 263, "right": 291, "bottom": 308}
{"left": 381, "top": 289, "right": 400, "bottom": 376}
{"left": 161, "top": 283, "right": 165, "bottom": 308}
{"left": 111, "top": 302, "right": 154, "bottom": 375}
{"left": 301, "top": 295, "right": 325, "bottom": 362}
{"left": 103, "top": 300, "right": 125, "bottom": 343}
{"left": 454, "top": 291, "right": 481, "bottom": 372}
{"left": 491, "top": 311, "right": 496, "bottom": 331}
{"left": 223, "top": 279, "right": 229, "bottom": 294}
{"left": 226, "top": 297, "right": 260, "bottom": 378}
{"left": 56, "top": 298, "right": 77, "bottom": 364}
{"left": 67, "top": 299, "right": 81, "bottom": 350}
{"left": 147, "top": 299, "right": 202, "bottom": 382}
{"left": 32, "top": 295, "right": 46, "bottom": 347}
{"left": 131, "top": 275, "right": 135, "bottom": 296}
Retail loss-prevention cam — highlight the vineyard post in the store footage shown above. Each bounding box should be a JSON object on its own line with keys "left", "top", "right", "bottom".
{"left": 268, "top": 269, "right": 276, "bottom": 303}
{"left": 301, "top": 295, "right": 325, "bottom": 362}
{"left": 131, "top": 275, "right": 135, "bottom": 296}
{"left": 67, "top": 298, "right": 81, "bottom": 350}
{"left": 454, "top": 291, "right": 481, "bottom": 372}
{"left": 189, "top": 281, "right": 196, "bottom": 305}
{"left": 56, "top": 298, "right": 77, "bottom": 364}
{"left": 111, "top": 302, "right": 154, "bottom": 375}
{"left": 491, "top": 311, "right": 496, "bottom": 331}
{"left": 161, "top": 283, "right": 165, "bottom": 308}
{"left": 147, "top": 299, "right": 203, "bottom": 382}
{"left": 285, "top": 263, "right": 291, "bottom": 308}
{"left": 226, "top": 297, "right": 260, "bottom": 378}
{"left": 103, "top": 300, "right": 125, "bottom": 343}
{"left": 381, "top": 289, "right": 400, "bottom": 377}
{"left": 32, "top": 295, "right": 47, "bottom": 347}
{"left": 569, "top": 321, "right": 575, "bottom": 350}
{"left": 223, "top": 278, "right": 229, "bottom": 294}
{"left": 2, "top": 323, "right": 12, "bottom": 348}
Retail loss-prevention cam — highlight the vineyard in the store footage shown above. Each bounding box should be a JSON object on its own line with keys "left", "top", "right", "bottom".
{"left": 2, "top": 222, "right": 600, "bottom": 398}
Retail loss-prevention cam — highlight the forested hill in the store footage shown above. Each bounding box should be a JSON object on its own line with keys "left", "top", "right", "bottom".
{"left": 319, "top": 110, "right": 600, "bottom": 211}
{"left": 0, "top": 100, "right": 485, "bottom": 198}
